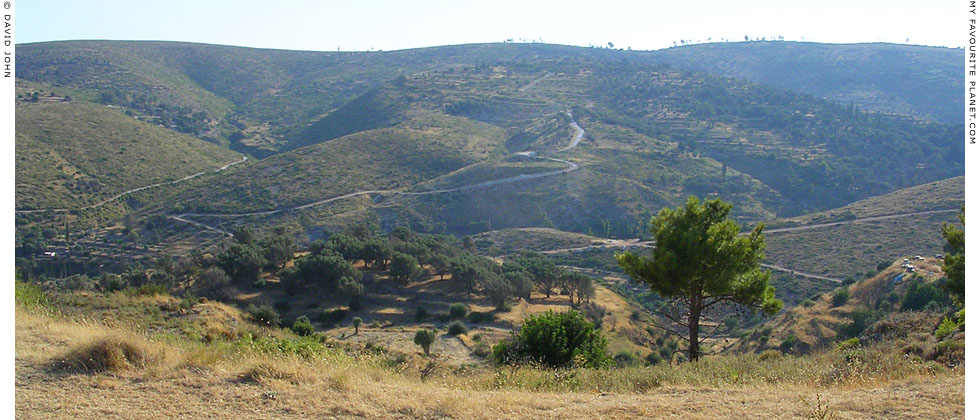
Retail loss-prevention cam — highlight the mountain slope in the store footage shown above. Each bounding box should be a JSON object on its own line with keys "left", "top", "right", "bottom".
{"left": 14, "top": 81, "right": 241, "bottom": 212}
{"left": 653, "top": 41, "right": 963, "bottom": 123}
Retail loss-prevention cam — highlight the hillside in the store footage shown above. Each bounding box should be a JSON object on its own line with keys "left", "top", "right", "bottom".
{"left": 654, "top": 41, "right": 963, "bottom": 123}
{"left": 730, "top": 255, "right": 957, "bottom": 356}
{"left": 15, "top": 41, "right": 963, "bottom": 250}
{"left": 14, "top": 80, "right": 242, "bottom": 213}
{"left": 132, "top": 57, "right": 960, "bottom": 242}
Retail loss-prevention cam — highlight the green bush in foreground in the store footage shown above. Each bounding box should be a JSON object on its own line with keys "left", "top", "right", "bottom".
{"left": 491, "top": 310, "right": 610, "bottom": 368}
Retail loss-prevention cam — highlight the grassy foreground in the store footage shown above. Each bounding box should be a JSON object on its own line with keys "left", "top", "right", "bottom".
{"left": 15, "top": 298, "right": 963, "bottom": 420}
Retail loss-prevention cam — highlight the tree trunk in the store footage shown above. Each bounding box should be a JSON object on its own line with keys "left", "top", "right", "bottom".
{"left": 688, "top": 292, "right": 703, "bottom": 362}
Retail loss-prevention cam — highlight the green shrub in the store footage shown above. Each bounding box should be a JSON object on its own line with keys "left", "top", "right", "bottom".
{"left": 291, "top": 315, "right": 314, "bottom": 336}
{"left": 247, "top": 304, "right": 280, "bottom": 327}
{"left": 723, "top": 316, "right": 738, "bottom": 331}
{"left": 900, "top": 280, "right": 947, "bottom": 311}
{"left": 831, "top": 287, "right": 850, "bottom": 307}
{"left": 448, "top": 303, "right": 468, "bottom": 319}
{"left": 779, "top": 334, "right": 798, "bottom": 353}
{"left": 931, "top": 339, "right": 965, "bottom": 366}
{"left": 15, "top": 280, "right": 49, "bottom": 311}
{"left": 447, "top": 320, "right": 468, "bottom": 336}
{"left": 645, "top": 351, "right": 663, "bottom": 365}
{"left": 414, "top": 329, "right": 436, "bottom": 356}
{"left": 800, "top": 299, "right": 815, "bottom": 308}
{"left": 317, "top": 308, "right": 347, "bottom": 325}
{"left": 415, "top": 306, "right": 430, "bottom": 322}
{"left": 468, "top": 311, "right": 496, "bottom": 324}
{"left": 836, "top": 308, "right": 876, "bottom": 340}
{"left": 837, "top": 337, "right": 860, "bottom": 351}
{"left": 491, "top": 310, "right": 610, "bottom": 368}
{"left": 352, "top": 317, "right": 362, "bottom": 334}
{"left": 613, "top": 351, "right": 638, "bottom": 368}
{"left": 935, "top": 316, "right": 958, "bottom": 341}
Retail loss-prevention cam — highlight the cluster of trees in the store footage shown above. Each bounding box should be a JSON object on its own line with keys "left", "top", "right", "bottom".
{"left": 98, "top": 90, "right": 212, "bottom": 135}
{"left": 216, "top": 226, "right": 297, "bottom": 286}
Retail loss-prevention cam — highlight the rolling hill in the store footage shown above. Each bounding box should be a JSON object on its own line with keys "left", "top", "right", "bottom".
{"left": 14, "top": 40, "right": 964, "bottom": 292}
{"left": 653, "top": 41, "right": 963, "bottom": 123}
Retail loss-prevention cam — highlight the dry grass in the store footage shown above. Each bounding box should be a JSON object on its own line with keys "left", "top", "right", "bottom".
{"left": 52, "top": 335, "right": 156, "bottom": 373}
{"left": 15, "top": 307, "right": 964, "bottom": 419}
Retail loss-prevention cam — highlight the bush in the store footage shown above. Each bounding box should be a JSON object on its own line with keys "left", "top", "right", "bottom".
{"left": 758, "top": 349, "right": 782, "bottom": 361}
{"left": 414, "top": 329, "right": 436, "bottom": 356}
{"left": 900, "top": 281, "right": 948, "bottom": 311}
{"left": 491, "top": 310, "right": 610, "bottom": 368}
{"left": 247, "top": 304, "right": 281, "bottom": 327}
{"left": 447, "top": 320, "right": 468, "bottom": 336}
{"left": 415, "top": 306, "right": 430, "bottom": 322}
{"left": 831, "top": 287, "right": 850, "bottom": 307}
{"left": 645, "top": 351, "right": 663, "bottom": 365}
{"left": 613, "top": 351, "right": 638, "bottom": 368}
{"left": 99, "top": 273, "right": 128, "bottom": 293}
{"left": 836, "top": 308, "right": 876, "bottom": 340}
{"left": 467, "top": 311, "right": 496, "bottom": 324}
{"left": 317, "top": 308, "right": 347, "bottom": 325}
{"left": 779, "top": 334, "right": 798, "bottom": 353}
{"left": 931, "top": 339, "right": 965, "bottom": 366}
{"left": 291, "top": 315, "right": 315, "bottom": 336}
{"left": 800, "top": 299, "right": 815, "bottom": 308}
{"left": 352, "top": 317, "right": 362, "bottom": 334}
{"left": 448, "top": 303, "right": 468, "bottom": 319}
{"left": 837, "top": 337, "right": 860, "bottom": 351}
{"left": 723, "top": 316, "right": 738, "bottom": 331}
{"left": 935, "top": 316, "right": 958, "bottom": 341}
{"left": 630, "top": 309, "right": 642, "bottom": 321}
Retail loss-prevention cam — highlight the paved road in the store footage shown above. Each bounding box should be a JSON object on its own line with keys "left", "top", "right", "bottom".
{"left": 16, "top": 155, "right": 248, "bottom": 214}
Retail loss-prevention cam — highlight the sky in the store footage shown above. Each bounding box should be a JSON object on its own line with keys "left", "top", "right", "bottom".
{"left": 15, "top": 0, "right": 963, "bottom": 52}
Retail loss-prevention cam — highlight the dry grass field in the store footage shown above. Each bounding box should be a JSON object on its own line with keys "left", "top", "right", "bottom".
{"left": 15, "top": 303, "right": 964, "bottom": 420}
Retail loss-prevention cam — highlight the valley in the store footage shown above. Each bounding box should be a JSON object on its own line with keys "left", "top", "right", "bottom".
{"left": 12, "top": 39, "right": 965, "bottom": 419}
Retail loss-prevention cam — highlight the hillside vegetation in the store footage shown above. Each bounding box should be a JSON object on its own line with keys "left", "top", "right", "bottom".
{"left": 14, "top": 81, "right": 241, "bottom": 212}
{"left": 654, "top": 41, "right": 963, "bottom": 123}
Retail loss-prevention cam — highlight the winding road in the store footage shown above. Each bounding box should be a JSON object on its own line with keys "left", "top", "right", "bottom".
{"left": 15, "top": 155, "right": 248, "bottom": 214}
{"left": 169, "top": 107, "right": 586, "bottom": 235}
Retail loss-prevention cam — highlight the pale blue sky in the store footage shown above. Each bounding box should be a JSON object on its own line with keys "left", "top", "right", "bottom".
{"left": 16, "top": 0, "right": 963, "bottom": 51}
